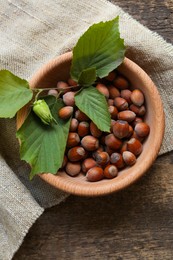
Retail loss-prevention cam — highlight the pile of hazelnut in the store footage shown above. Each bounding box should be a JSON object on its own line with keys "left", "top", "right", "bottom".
{"left": 48, "top": 71, "right": 150, "bottom": 182}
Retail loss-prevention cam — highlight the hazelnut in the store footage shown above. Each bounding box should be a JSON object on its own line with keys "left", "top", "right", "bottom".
{"left": 130, "top": 104, "right": 146, "bottom": 117}
{"left": 70, "top": 118, "right": 79, "bottom": 131}
{"left": 108, "top": 85, "right": 120, "bottom": 99}
{"left": 127, "top": 125, "right": 134, "bottom": 138}
{"left": 108, "top": 106, "right": 118, "bottom": 119}
{"left": 108, "top": 99, "right": 114, "bottom": 106}
{"left": 138, "top": 105, "right": 146, "bottom": 116}
{"left": 110, "top": 152, "right": 124, "bottom": 168}
{"left": 114, "top": 76, "right": 129, "bottom": 90}
{"left": 113, "top": 120, "right": 129, "bottom": 139}
{"left": 118, "top": 110, "right": 136, "bottom": 122}
{"left": 63, "top": 91, "right": 75, "bottom": 106}
{"left": 48, "top": 89, "right": 58, "bottom": 97}
{"left": 96, "top": 83, "right": 109, "bottom": 98}
{"left": 105, "top": 134, "right": 122, "bottom": 150}
{"left": 110, "top": 119, "right": 116, "bottom": 132}
{"left": 65, "top": 162, "right": 81, "bottom": 176}
{"left": 92, "top": 146, "right": 104, "bottom": 160}
{"left": 75, "top": 110, "right": 89, "bottom": 121}
{"left": 131, "top": 131, "right": 144, "bottom": 142}
{"left": 78, "top": 121, "right": 90, "bottom": 137}
{"left": 68, "top": 78, "right": 78, "bottom": 86}
{"left": 67, "top": 132, "right": 80, "bottom": 147}
{"left": 120, "top": 89, "right": 132, "bottom": 104}
{"left": 131, "top": 89, "right": 144, "bottom": 106}
{"left": 120, "top": 142, "right": 128, "bottom": 154}
{"left": 58, "top": 106, "right": 73, "bottom": 119}
{"left": 86, "top": 166, "right": 104, "bottom": 182}
{"left": 105, "top": 71, "right": 117, "bottom": 81}
{"left": 131, "top": 117, "right": 143, "bottom": 128}
{"left": 57, "top": 81, "right": 70, "bottom": 93}
{"left": 122, "top": 151, "right": 136, "bottom": 166}
{"left": 104, "top": 165, "right": 118, "bottom": 179}
{"left": 105, "top": 146, "right": 115, "bottom": 155}
{"left": 134, "top": 122, "right": 150, "bottom": 137}
{"left": 68, "top": 146, "right": 86, "bottom": 162}
{"left": 82, "top": 158, "right": 97, "bottom": 173}
{"left": 95, "top": 152, "right": 110, "bottom": 166}
{"left": 90, "top": 122, "right": 102, "bottom": 138}
{"left": 127, "top": 138, "right": 143, "bottom": 156}
{"left": 81, "top": 135, "right": 99, "bottom": 151}
{"left": 114, "top": 97, "right": 128, "bottom": 111}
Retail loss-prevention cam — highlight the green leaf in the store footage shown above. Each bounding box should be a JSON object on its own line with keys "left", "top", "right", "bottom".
{"left": 0, "top": 70, "right": 33, "bottom": 118}
{"left": 16, "top": 96, "right": 71, "bottom": 179}
{"left": 75, "top": 86, "right": 111, "bottom": 132}
{"left": 78, "top": 67, "right": 97, "bottom": 86}
{"left": 71, "top": 16, "right": 125, "bottom": 81}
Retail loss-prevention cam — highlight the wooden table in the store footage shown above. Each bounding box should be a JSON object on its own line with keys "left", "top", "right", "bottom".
{"left": 14, "top": 1, "right": 173, "bottom": 259}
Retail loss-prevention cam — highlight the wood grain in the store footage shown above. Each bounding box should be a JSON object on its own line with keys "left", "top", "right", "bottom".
{"left": 13, "top": 1, "right": 173, "bottom": 259}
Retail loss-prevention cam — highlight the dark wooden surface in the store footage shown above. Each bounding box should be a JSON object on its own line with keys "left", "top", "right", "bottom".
{"left": 14, "top": 1, "right": 173, "bottom": 259}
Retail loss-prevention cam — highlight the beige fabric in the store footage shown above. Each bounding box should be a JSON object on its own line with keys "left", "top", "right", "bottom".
{"left": 0, "top": 0, "right": 173, "bottom": 259}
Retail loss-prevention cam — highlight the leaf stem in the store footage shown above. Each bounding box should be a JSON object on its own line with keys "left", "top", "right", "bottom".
{"left": 32, "top": 85, "right": 80, "bottom": 92}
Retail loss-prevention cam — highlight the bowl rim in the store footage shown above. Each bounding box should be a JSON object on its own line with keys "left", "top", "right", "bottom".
{"left": 17, "top": 51, "right": 165, "bottom": 196}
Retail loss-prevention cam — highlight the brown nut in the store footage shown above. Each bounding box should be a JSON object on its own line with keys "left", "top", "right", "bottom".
{"left": 82, "top": 158, "right": 97, "bottom": 173}
{"left": 86, "top": 166, "right": 104, "bottom": 182}
{"left": 131, "top": 131, "right": 144, "bottom": 142}
{"left": 138, "top": 105, "right": 146, "bottom": 116}
{"left": 105, "top": 146, "right": 115, "bottom": 155}
{"left": 110, "top": 119, "right": 116, "bottom": 132}
{"left": 104, "top": 165, "right": 118, "bottom": 179}
{"left": 81, "top": 135, "right": 99, "bottom": 151}
{"left": 131, "top": 117, "right": 143, "bottom": 128}
{"left": 58, "top": 106, "right": 73, "bottom": 119}
{"left": 78, "top": 121, "right": 90, "bottom": 137}
{"left": 63, "top": 91, "right": 75, "bottom": 106}
{"left": 65, "top": 162, "right": 81, "bottom": 176}
{"left": 67, "top": 132, "right": 80, "bottom": 147}
{"left": 126, "top": 125, "right": 134, "bottom": 138}
{"left": 108, "top": 99, "right": 114, "bottom": 106}
{"left": 131, "top": 89, "right": 144, "bottom": 106}
{"left": 130, "top": 104, "right": 146, "bottom": 117}
{"left": 113, "top": 120, "right": 129, "bottom": 139}
{"left": 68, "top": 78, "right": 78, "bottom": 86}
{"left": 105, "top": 134, "right": 122, "bottom": 150}
{"left": 108, "top": 85, "right": 120, "bottom": 99}
{"left": 118, "top": 110, "right": 136, "bottom": 122}
{"left": 70, "top": 118, "right": 79, "bottom": 132}
{"left": 75, "top": 110, "right": 89, "bottom": 121}
{"left": 114, "top": 76, "right": 129, "bottom": 90}
{"left": 95, "top": 152, "right": 110, "bottom": 166}
{"left": 48, "top": 89, "right": 59, "bottom": 97}
{"left": 114, "top": 97, "right": 128, "bottom": 111}
{"left": 120, "top": 89, "right": 132, "bottom": 104}
{"left": 134, "top": 122, "right": 150, "bottom": 137}
{"left": 108, "top": 106, "right": 118, "bottom": 119}
{"left": 68, "top": 146, "right": 86, "bottom": 162}
{"left": 57, "top": 81, "right": 70, "bottom": 94}
{"left": 127, "top": 138, "right": 143, "bottom": 156}
{"left": 90, "top": 122, "right": 102, "bottom": 138}
{"left": 96, "top": 83, "right": 109, "bottom": 98}
{"left": 105, "top": 71, "right": 117, "bottom": 81}
{"left": 110, "top": 152, "right": 124, "bottom": 168}
{"left": 92, "top": 146, "right": 104, "bottom": 160}
{"left": 120, "top": 142, "right": 128, "bottom": 154}
{"left": 122, "top": 151, "right": 136, "bottom": 166}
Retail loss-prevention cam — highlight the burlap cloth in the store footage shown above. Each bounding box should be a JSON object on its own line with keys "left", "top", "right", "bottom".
{"left": 0, "top": 0, "right": 173, "bottom": 259}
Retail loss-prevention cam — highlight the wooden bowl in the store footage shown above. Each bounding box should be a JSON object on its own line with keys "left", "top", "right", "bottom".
{"left": 17, "top": 52, "right": 165, "bottom": 196}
